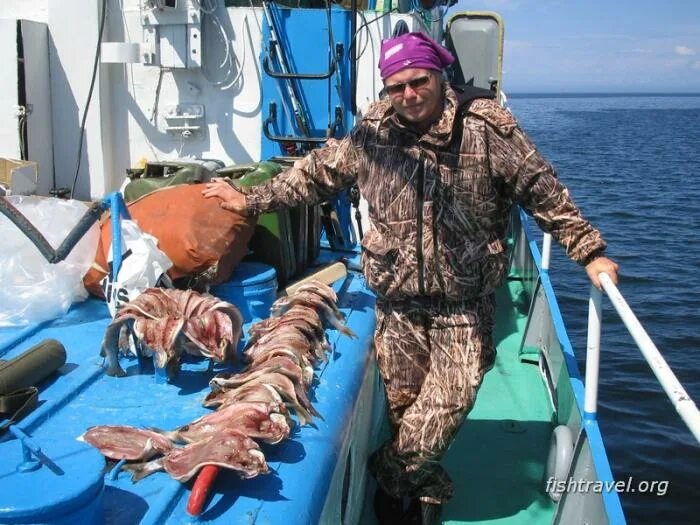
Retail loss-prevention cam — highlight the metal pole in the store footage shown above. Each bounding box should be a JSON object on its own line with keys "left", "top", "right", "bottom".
{"left": 106, "top": 192, "right": 131, "bottom": 281}
{"left": 541, "top": 233, "right": 552, "bottom": 271}
{"left": 350, "top": 0, "right": 357, "bottom": 115}
{"left": 109, "top": 193, "right": 124, "bottom": 280}
{"left": 599, "top": 272, "right": 700, "bottom": 442}
{"left": 261, "top": 1, "right": 311, "bottom": 137}
{"left": 585, "top": 284, "right": 603, "bottom": 420}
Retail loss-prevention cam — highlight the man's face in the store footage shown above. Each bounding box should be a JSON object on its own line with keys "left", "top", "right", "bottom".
{"left": 383, "top": 68, "right": 442, "bottom": 125}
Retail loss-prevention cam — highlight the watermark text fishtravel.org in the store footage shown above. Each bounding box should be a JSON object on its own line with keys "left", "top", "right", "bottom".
{"left": 546, "top": 477, "right": 669, "bottom": 496}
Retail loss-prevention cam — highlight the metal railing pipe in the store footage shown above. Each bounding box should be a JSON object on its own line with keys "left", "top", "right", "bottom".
{"left": 541, "top": 233, "right": 552, "bottom": 271}
{"left": 591, "top": 272, "right": 700, "bottom": 442}
{"left": 103, "top": 192, "right": 131, "bottom": 280}
{"left": 585, "top": 284, "right": 603, "bottom": 420}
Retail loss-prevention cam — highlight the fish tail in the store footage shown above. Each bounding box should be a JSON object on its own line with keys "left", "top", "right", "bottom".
{"left": 294, "top": 385, "right": 323, "bottom": 422}
{"left": 291, "top": 404, "right": 312, "bottom": 427}
{"left": 124, "top": 457, "right": 164, "bottom": 482}
{"left": 309, "top": 404, "right": 324, "bottom": 421}
{"left": 104, "top": 348, "right": 127, "bottom": 377}
{"left": 327, "top": 315, "right": 357, "bottom": 339}
{"left": 331, "top": 316, "right": 357, "bottom": 339}
{"left": 340, "top": 324, "right": 357, "bottom": 339}
{"left": 102, "top": 323, "right": 127, "bottom": 377}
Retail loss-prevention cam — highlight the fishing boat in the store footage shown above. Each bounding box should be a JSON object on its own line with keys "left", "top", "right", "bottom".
{"left": 0, "top": 2, "right": 697, "bottom": 524}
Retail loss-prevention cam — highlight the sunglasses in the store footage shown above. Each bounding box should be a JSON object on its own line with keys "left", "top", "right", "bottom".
{"left": 383, "top": 75, "right": 432, "bottom": 97}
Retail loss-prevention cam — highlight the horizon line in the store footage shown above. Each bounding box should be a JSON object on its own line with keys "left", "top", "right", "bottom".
{"left": 507, "top": 91, "right": 700, "bottom": 97}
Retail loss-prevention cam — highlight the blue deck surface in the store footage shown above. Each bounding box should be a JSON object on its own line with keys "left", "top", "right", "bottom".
{"left": 0, "top": 261, "right": 377, "bottom": 524}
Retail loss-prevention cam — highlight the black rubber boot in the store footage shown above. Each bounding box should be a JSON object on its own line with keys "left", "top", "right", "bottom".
{"left": 420, "top": 501, "right": 442, "bottom": 525}
{"left": 403, "top": 499, "right": 443, "bottom": 525}
{"left": 402, "top": 499, "right": 422, "bottom": 525}
{"left": 373, "top": 487, "right": 404, "bottom": 525}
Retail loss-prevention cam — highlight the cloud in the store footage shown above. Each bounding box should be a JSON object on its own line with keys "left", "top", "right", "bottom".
{"left": 693, "top": 61, "right": 700, "bottom": 70}
{"left": 675, "top": 45, "right": 696, "bottom": 56}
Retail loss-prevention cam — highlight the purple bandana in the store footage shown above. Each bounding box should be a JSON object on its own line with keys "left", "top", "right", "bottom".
{"left": 378, "top": 31, "right": 455, "bottom": 80}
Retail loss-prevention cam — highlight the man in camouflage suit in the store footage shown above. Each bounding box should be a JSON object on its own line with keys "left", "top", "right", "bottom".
{"left": 204, "top": 31, "right": 619, "bottom": 525}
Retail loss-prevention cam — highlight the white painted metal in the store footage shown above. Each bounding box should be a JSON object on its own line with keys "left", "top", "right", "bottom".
{"left": 541, "top": 232, "right": 552, "bottom": 271}
{"left": 20, "top": 21, "right": 55, "bottom": 196}
{"left": 141, "top": 0, "right": 198, "bottom": 26}
{"left": 101, "top": 42, "right": 142, "bottom": 63}
{"left": 0, "top": 20, "right": 54, "bottom": 195}
{"left": 101, "top": 2, "right": 265, "bottom": 193}
{"left": 163, "top": 103, "right": 205, "bottom": 138}
{"left": 188, "top": 23, "right": 202, "bottom": 68}
{"left": 0, "top": 20, "right": 22, "bottom": 161}
{"left": 47, "top": 0, "right": 109, "bottom": 199}
{"left": 585, "top": 284, "right": 603, "bottom": 418}
{"left": 1, "top": 1, "right": 414, "bottom": 201}
{"left": 159, "top": 25, "right": 187, "bottom": 68}
{"left": 142, "top": 26, "right": 159, "bottom": 65}
{"left": 597, "top": 272, "right": 700, "bottom": 441}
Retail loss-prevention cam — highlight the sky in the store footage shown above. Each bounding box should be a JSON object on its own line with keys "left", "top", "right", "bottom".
{"left": 448, "top": 0, "right": 700, "bottom": 93}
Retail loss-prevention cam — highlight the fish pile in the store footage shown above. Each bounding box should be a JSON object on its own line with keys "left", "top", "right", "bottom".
{"left": 100, "top": 288, "right": 244, "bottom": 378}
{"left": 82, "top": 280, "right": 355, "bottom": 485}
{"left": 207, "top": 280, "right": 356, "bottom": 426}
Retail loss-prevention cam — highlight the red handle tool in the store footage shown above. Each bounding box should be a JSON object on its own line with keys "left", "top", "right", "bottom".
{"left": 186, "top": 465, "right": 220, "bottom": 516}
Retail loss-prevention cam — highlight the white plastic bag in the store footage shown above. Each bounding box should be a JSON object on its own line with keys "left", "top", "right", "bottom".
{"left": 100, "top": 219, "right": 173, "bottom": 317}
{"left": 0, "top": 196, "right": 99, "bottom": 326}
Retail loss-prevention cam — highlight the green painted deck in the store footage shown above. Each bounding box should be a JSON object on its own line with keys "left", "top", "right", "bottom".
{"left": 441, "top": 279, "right": 556, "bottom": 524}
{"left": 361, "top": 278, "right": 557, "bottom": 524}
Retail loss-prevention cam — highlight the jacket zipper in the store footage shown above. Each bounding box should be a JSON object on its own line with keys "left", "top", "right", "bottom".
{"left": 416, "top": 152, "right": 425, "bottom": 295}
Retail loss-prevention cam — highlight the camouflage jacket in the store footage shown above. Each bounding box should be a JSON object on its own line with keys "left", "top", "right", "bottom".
{"left": 245, "top": 85, "right": 606, "bottom": 301}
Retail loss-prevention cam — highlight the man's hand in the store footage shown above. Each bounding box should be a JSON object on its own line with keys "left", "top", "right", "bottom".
{"left": 201, "top": 178, "right": 248, "bottom": 214}
{"left": 585, "top": 256, "right": 619, "bottom": 290}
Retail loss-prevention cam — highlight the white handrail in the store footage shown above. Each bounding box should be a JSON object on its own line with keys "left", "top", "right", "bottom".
{"left": 585, "top": 285, "right": 603, "bottom": 418}
{"left": 541, "top": 233, "right": 552, "bottom": 271}
{"left": 585, "top": 272, "right": 700, "bottom": 442}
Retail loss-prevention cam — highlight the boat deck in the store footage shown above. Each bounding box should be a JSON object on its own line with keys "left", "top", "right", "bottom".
{"left": 363, "top": 277, "right": 556, "bottom": 524}
{"left": 0, "top": 261, "right": 378, "bottom": 524}
{"left": 1, "top": 257, "right": 556, "bottom": 524}
{"left": 444, "top": 278, "right": 555, "bottom": 524}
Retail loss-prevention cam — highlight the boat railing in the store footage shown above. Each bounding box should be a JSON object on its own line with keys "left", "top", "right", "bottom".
{"left": 540, "top": 232, "right": 553, "bottom": 270}
{"left": 537, "top": 228, "right": 700, "bottom": 440}
{"left": 583, "top": 271, "right": 700, "bottom": 442}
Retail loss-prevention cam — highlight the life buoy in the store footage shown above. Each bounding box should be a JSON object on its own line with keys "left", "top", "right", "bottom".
{"left": 544, "top": 424, "right": 574, "bottom": 502}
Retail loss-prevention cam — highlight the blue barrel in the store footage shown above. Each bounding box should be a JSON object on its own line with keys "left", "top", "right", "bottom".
{"left": 0, "top": 431, "right": 105, "bottom": 525}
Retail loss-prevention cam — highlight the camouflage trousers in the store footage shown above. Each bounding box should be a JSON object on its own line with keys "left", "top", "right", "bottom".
{"left": 368, "top": 295, "right": 496, "bottom": 505}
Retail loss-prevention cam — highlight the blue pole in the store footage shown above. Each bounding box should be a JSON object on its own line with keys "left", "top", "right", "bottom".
{"left": 105, "top": 192, "right": 132, "bottom": 281}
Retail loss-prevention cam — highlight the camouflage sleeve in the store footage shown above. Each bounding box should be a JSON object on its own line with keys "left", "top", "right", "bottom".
{"left": 479, "top": 104, "right": 607, "bottom": 264}
{"left": 244, "top": 134, "right": 360, "bottom": 216}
